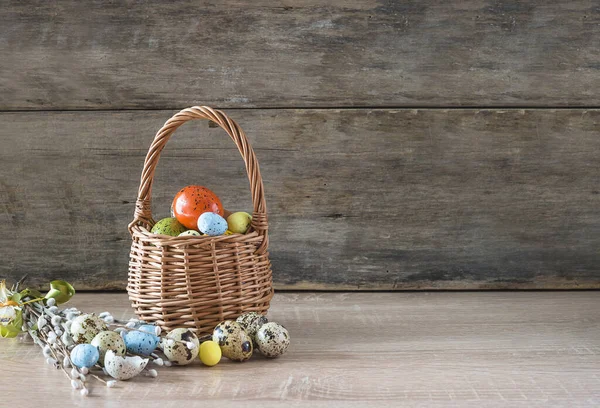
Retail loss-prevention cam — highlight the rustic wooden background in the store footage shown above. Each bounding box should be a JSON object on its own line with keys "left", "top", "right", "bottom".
{"left": 1, "top": 1, "right": 599, "bottom": 290}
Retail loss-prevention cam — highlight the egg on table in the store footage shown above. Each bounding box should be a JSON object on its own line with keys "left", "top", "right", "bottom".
{"left": 70, "top": 344, "right": 100, "bottom": 368}
{"left": 212, "top": 321, "right": 253, "bottom": 362}
{"left": 226, "top": 212, "right": 252, "bottom": 234}
{"left": 70, "top": 314, "right": 108, "bottom": 344}
{"left": 124, "top": 324, "right": 160, "bottom": 356}
{"left": 198, "top": 212, "right": 228, "bottom": 236}
{"left": 236, "top": 312, "right": 268, "bottom": 345}
{"left": 255, "top": 322, "right": 290, "bottom": 358}
{"left": 162, "top": 328, "right": 199, "bottom": 365}
{"left": 104, "top": 350, "right": 148, "bottom": 381}
{"left": 91, "top": 331, "right": 126, "bottom": 365}
{"left": 150, "top": 217, "right": 187, "bottom": 236}
{"left": 199, "top": 340, "right": 222, "bottom": 366}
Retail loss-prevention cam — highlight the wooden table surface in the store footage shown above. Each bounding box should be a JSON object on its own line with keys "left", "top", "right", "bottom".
{"left": 1, "top": 292, "right": 599, "bottom": 407}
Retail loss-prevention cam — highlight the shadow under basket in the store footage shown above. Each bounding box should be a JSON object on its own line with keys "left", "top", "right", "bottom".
{"left": 127, "top": 106, "right": 274, "bottom": 334}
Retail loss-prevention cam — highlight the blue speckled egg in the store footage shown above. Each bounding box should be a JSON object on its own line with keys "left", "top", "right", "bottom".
{"left": 197, "top": 212, "right": 228, "bottom": 236}
{"left": 70, "top": 344, "right": 100, "bottom": 368}
{"left": 124, "top": 325, "right": 160, "bottom": 356}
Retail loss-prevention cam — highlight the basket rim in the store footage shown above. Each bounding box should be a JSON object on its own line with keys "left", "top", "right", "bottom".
{"left": 130, "top": 224, "right": 265, "bottom": 245}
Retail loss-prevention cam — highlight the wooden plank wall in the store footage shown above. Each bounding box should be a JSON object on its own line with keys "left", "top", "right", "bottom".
{"left": 0, "top": 1, "right": 599, "bottom": 290}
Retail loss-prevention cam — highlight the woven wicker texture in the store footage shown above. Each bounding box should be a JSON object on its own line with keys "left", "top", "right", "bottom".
{"left": 127, "top": 106, "right": 273, "bottom": 334}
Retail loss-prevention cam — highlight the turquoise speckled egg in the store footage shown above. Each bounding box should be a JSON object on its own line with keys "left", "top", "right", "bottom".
{"left": 124, "top": 325, "right": 160, "bottom": 356}
{"left": 197, "top": 212, "right": 228, "bottom": 236}
{"left": 70, "top": 344, "right": 100, "bottom": 368}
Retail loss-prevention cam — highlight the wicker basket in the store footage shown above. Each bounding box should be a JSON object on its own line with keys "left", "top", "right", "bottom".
{"left": 127, "top": 106, "right": 273, "bottom": 334}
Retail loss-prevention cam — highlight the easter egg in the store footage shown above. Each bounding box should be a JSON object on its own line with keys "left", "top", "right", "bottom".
{"left": 227, "top": 212, "right": 253, "bottom": 234}
{"left": 150, "top": 217, "right": 187, "bottom": 236}
{"left": 91, "top": 331, "right": 126, "bottom": 365}
{"left": 199, "top": 340, "right": 222, "bottom": 366}
{"left": 197, "top": 212, "right": 228, "bottom": 236}
{"left": 70, "top": 314, "right": 108, "bottom": 344}
{"left": 236, "top": 312, "right": 268, "bottom": 345}
{"left": 70, "top": 344, "right": 100, "bottom": 368}
{"left": 255, "top": 322, "right": 290, "bottom": 358}
{"left": 162, "top": 328, "right": 199, "bottom": 365}
{"left": 173, "top": 185, "right": 224, "bottom": 230}
{"left": 124, "top": 325, "right": 160, "bottom": 356}
{"left": 213, "top": 321, "right": 253, "bottom": 362}
{"left": 104, "top": 350, "right": 148, "bottom": 381}
{"left": 178, "top": 230, "right": 202, "bottom": 237}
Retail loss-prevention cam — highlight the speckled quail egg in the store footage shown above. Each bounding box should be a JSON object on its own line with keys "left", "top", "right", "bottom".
{"left": 70, "top": 344, "right": 99, "bottom": 368}
{"left": 212, "top": 321, "right": 253, "bottom": 362}
{"left": 104, "top": 350, "right": 148, "bottom": 381}
{"left": 236, "top": 312, "right": 268, "bottom": 345}
{"left": 178, "top": 230, "right": 202, "bottom": 237}
{"left": 91, "top": 331, "right": 126, "bottom": 365}
{"left": 162, "top": 328, "right": 199, "bottom": 365}
{"left": 124, "top": 325, "right": 160, "bottom": 356}
{"left": 70, "top": 314, "right": 108, "bottom": 344}
{"left": 255, "top": 322, "right": 290, "bottom": 358}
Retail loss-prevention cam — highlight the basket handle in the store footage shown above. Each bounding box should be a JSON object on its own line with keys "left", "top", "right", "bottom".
{"left": 128, "top": 106, "right": 269, "bottom": 252}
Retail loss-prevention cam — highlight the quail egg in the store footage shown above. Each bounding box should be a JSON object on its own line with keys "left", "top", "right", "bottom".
{"left": 91, "top": 331, "right": 126, "bottom": 365}
{"left": 104, "top": 350, "right": 148, "bottom": 381}
{"left": 236, "top": 312, "right": 268, "bottom": 345}
{"left": 70, "top": 344, "right": 99, "bottom": 368}
{"left": 255, "top": 322, "right": 290, "bottom": 358}
{"left": 212, "top": 321, "right": 253, "bottom": 362}
{"left": 70, "top": 314, "right": 108, "bottom": 344}
{"left": 124, "top": 325, "right": 160, "bottom": 356}
{"left": 162, "top": 328, "right": 199, "bottom": 365}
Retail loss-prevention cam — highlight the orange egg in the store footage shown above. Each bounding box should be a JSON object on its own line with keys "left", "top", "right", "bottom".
{"left": 172, "top": 186, "right": 223, "bottom": 230}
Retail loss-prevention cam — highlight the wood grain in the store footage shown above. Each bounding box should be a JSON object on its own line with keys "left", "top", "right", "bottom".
{"left": 1, "top": 292, "right": 599, "bottom": 407}
{"left": 0, "top": 108, "right": 599, "bottom": 290}
{"left": 1, "top": 0, "right": 599, "bottom": 110}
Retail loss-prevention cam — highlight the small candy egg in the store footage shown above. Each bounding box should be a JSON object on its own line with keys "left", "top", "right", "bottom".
{"left": 91, "top": 331, "right": 126, "bottom": 366}
{"left": 124, "top": 325, "right": 160, "bottom": 356}
{"left": 197, "top": 212, "right": 228, "bottom": 236}
{"left": 162, "top": 328, "right": 199, "bottom": 365}
{"left": 70, "top": 344, "right": 100, "bottom": 368}
{"left": 150, "top": 217, "right": 187, "bottom": 236}
{"left": 70, "top": 314, "right": 108, "bottom": 344}
{"left": 255, "top": 322, "right": 290, "bottom": 358}
{"left": 236, "top": 312, "right": 268, "bottom": 345}
{"left": 199, "top": 340, "right": 222, "bottom": 366}
{"left": 227, "top": 212, "right": 252, "bottom": 234}
{"left": 104, "top": 350, "right": 148, "bottom": 381}
{"left": 212, "top": 321, "right": 253, "bottom": 362}
{"left": 178, "top": 230, "right": 201, "bottom": 237}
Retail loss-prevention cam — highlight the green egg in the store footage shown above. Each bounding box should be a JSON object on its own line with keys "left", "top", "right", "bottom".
{"left": 150, "top": 218, "right": 187, "bottom": 236}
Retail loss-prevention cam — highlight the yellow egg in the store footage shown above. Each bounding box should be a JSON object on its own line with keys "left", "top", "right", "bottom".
{"left": 226, "top": 212, "right": 252, "bottom": 234}
{"left": 199, "top": 340, "right": 222, "bottom": 366}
